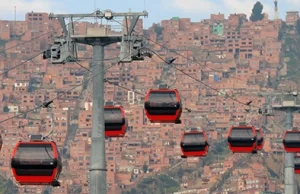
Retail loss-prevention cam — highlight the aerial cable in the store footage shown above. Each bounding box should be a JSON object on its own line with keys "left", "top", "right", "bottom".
{"left": 0, "top": 35, "right": 120, "bottom": 77}
{"left": 0, "top": 55, "right": 131, "bottom": 125}
{"left": 0, "top": 16, "right": 87, "bottom": 54}
{"left": 150, "top": 49, "right": 285, "bottom": 130}
{"left": 154, "top": 53, "right": 255, "bottom": 108}
{"left": 74, "top": 20, "right": 285, "bottom": 131}
{"left": 113, "top": 19, "right": 248, "bottom": 84}
{"left": 0, "top": 51, "right": 43, "bottom": 77}
{"left": 113, "top": 18, "right": 286, "bottom": 126}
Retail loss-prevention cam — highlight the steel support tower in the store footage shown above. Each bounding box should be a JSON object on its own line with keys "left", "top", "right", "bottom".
{"left": 49, "top": 10, "right": 148, "bottom": 194}
{"left": 272, "top": 92, "right": 300, "bottom": 194}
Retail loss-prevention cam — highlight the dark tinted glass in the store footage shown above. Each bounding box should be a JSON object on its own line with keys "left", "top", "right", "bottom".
{"left": 295, "top": 157, "right": 300, "bottom": 169}
{"left": 148, "top": 91, "right": 178, "bottom": 106}
{"left": 230, "top": 127, "right": 254, "bottom": 138}
{"left": 183, "top": 133, "right": 205, "bottom": 143}
{"left": 14, "top": 167, "right": 55, "bottom": 176}
{"left": 295, "top": 157, "right": 300, "bottom": 164}
{"left": 285, "top": 132, "right": 300, "bottom": 141}
{"left": 104, "top": 108, "right": 123, "bottom": 123}
{"left": 14, "top": 144, "right": 54, "bottom": 161}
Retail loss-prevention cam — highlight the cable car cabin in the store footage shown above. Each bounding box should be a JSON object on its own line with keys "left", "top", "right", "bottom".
{"left": 104, "top": 106, "right": 126, "bottom": 137}
{"left": 256, "top": 128, "right": 264, "bottom": 151}
{"left": 11, "top": 141, "right": 62, "bottom": 186}
{"left": 283, "top": 130, "right": 300, "bottom": 152}
{"left": 295, "top": 156, "right": 300, "bottom": 174}
{"left": 180, "top": 131, "right": 209, "bottom": 158}
{"left": 227, "top": 126, "right": 257, "bottom": 153}
{"left": 144, "top": 89, "right": 182, "bottom": 124}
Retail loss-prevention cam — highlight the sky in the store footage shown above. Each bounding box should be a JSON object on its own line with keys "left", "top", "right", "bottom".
{"left": 0, "top": 0, "right": 300, "bottom": 28}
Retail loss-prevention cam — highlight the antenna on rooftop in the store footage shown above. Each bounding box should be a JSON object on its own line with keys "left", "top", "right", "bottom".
{"left": 274, "top": 0, "right": 279, "bottom": 20}
{"left": 14, "top": 6, "right": 16, "bottom": 40}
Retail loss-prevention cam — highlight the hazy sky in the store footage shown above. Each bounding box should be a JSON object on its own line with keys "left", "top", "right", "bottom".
{"left": 0, "top": 0, "right": 299, "bottom": 28}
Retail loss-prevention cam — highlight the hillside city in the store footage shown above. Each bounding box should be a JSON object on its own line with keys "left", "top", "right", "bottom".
{"left": 0, "top": 2, "right": 300, "bottom": 194}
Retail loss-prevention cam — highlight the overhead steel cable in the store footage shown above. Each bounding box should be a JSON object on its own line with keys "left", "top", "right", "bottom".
{"left": 0, "top": 55, "right": 131, "bottom": 125}
{"left": 114, "top": 18, "right": 286, "bottom": 131}
{"left": 155, "top": 53, "right": 285, "bottom": 131}
{"left": 113, "top": 19, "right": 248, "bottom": 84}
{"left": 0, "top": 51, "right": 43, "bottom": 77}
{"left": 152, "top": 51, "right": 256, "bottom": 107}
{"left": 0, "top": 16, "right": 86, "bottom": 54}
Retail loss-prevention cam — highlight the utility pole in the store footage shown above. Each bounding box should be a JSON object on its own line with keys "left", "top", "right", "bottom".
{"left": 271, "top": 92, "right": 300, "bottom": 194}
{"left": 48, "top": 9, "right": 148, "bottom": 194}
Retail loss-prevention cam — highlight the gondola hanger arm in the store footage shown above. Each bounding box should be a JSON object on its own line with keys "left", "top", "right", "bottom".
{"left": 43, "top": 108, "right": 54, "bottom": 139}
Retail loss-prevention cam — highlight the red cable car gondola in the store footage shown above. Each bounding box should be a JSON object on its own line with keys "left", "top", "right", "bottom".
{"left": 180, "top": 130, "right": 209, "bottom": 158}
{"left": 11, "top": 135, "right": 62, "bottom": 186}
{"left": 227, "top": 125, "right": 257, "bottom": 153}
{"left": 104, "top": 102, "right": 126, "bottom": 137}
{"left": 282, "top": 130, "right": 300, "bottom": 152}
{"left": 295, "top": 156, "right": 300, "bottom": 174}
{"left": 144, "top": 85, "right": 182, "bottom": 124}
{"left": 256, "top": 128, "right": 264, "bottom": 151}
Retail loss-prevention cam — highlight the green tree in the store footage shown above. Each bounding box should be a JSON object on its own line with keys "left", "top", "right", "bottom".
{"left": 278, "top": 21, "right": 287, "bottom": 41}
{"left": 3, "top": 106, "right": 9, "bottom": 113}
{"left": 143, "top": 163, "right": 148, "bottom": 173}
{"left": 296, "top": 20, "right": 300, "bottom": 34}
{"left": 154, "top": 24, "right": 163, "bottom": 36}
{"left": 250, "top": 1, "right": 264, "bottom": 22}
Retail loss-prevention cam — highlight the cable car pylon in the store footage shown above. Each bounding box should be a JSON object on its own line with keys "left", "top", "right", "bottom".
{"left": 269, "top": 91, "right": 300, "bottom": 194}
{"left": 48, "top": 10, "right": 148, "bottom": 194}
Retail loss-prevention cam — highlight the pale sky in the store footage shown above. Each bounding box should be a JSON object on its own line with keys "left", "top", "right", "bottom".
{"left": 0, "top": 0, "right": 299, "bottom": 28}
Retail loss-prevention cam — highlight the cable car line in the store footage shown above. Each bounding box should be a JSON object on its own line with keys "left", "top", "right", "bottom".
{"left": 0, "top": 52, "right": 43, "bottom": 77}
{"left": 0, "top": 18, "right": 116, "bottom": 78}
{"left": 73, "top": 53, "right": 284, "bottom": 133}
{"left": 103, "top": 79, "right": 145, "bottom": 96}
{"left": 0, "top": 16, "right": 86, "bottom": 54}
{"left": 113, "top": 19, "right": 249, "bottom": 84}
{"left": 136, "top": 36, "right": 285, "bottom": 131}
{"left": 111, "top": 24, "right": 285, "bottom": 132}
{"left": 95, "top": 18, "right": 285, "bottom": 134}
{"left": 0, "top": 20, "right": 286, "bottom": 164}
{"left": 153, "top": 52, "right": 258, "bottom": 109}
{"left": 149, "top": 50, "right": 285, "bottom": 131}
{"left": 0, "top": 55, "right": 131, "bottom": 125}
{"left": 0, "top": 15, "right": 294, "bottom": 188}
{"left": 73, "top": 60, "right": 273, "bottom": 126}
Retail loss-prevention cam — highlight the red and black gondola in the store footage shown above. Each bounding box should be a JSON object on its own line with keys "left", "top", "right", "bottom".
{"left": 295, "top": 156, "right": 300, "bottom": 174}
{"left": 144, "top": 88, "right": 182, "bottom": 124}
{"left": 180, "top": 130, "right": 209, "bottom": 158}
{"left": 104, "top": 105, "right": 126, "bottom": 137}
{"left": 11, "top": 135, "right": 62, "bottom": 186}
{"left": 282, "top": 130, "right": 300, "bottom": 152}
{"left": 227, "top": 125, "right": 257, "bottom": 153}
{"left": 256, "top": 128, "right": 264, "bottom": 151}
